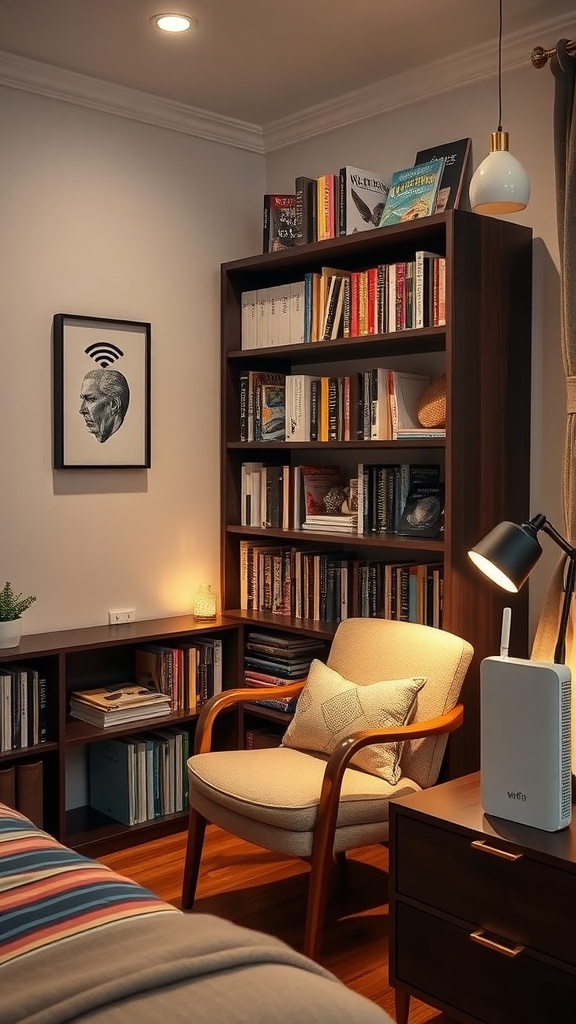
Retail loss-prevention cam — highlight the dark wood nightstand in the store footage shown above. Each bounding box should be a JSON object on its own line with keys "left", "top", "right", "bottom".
{"left": 389, "top": 772, "right": 576, "bottom": 1024}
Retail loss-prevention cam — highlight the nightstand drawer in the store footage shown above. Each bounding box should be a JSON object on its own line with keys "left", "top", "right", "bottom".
{"left": 395, "top": 814, "right": 576, "bottom": 966}
{"left": 395, "top": 902, "right": 576, "bottom": 1024}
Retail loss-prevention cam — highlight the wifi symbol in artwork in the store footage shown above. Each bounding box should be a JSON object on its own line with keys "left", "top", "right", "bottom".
{"left": 85, "top": 342, "right": 124, "bottom": 368}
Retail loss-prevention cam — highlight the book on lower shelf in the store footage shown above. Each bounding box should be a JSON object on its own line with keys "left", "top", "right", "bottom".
{"left": 89, "top": 727, "right": 190, "bottom": 826}
{"left": 15, "top": 759, "right": 43, "bottom": 828}
{"left": 69, "top": 682, "right": 172, "bottom": 728}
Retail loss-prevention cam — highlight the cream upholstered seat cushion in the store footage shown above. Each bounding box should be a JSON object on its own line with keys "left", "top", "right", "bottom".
{"left": 281, "top": 659, "right": 425, "bottom": 784}
{"left": 187, "top": 745, "right": 416, "bottom": 856}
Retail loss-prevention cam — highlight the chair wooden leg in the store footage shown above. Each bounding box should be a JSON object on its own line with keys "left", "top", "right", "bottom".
{"left": 302, "top": 838, "right": 334, "bottom": 961}
{"left": 181, "top": 805, "right": 207, "bottom": 909}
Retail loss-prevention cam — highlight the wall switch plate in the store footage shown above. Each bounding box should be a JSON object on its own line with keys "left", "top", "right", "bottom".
{"left": 108, "top": 608, "right": 136, "bottom": 624}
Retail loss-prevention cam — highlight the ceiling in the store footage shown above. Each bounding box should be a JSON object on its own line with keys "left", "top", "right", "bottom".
{"left": 0, "top": 0, "right": 574, "bottom": 127}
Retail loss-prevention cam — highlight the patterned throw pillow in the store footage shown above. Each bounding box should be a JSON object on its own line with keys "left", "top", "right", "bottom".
{"left": 281, "top": 659, "right": 426, "bottom": 784}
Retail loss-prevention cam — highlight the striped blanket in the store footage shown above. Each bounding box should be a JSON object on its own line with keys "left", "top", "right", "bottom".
{"left": 0, "top": 803, "right": 176, "bottom": 966}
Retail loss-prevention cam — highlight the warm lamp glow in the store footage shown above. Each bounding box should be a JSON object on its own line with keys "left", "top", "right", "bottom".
{"left": 468, "top": 549, "right": 518, "bottom": 591}
{"left": 151, "top": 13, "right": 195, "bottom": 32}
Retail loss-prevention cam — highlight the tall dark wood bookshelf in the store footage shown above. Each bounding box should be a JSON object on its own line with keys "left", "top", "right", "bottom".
{"left": 220, "top": 209, "right": 533, "bottom": 778}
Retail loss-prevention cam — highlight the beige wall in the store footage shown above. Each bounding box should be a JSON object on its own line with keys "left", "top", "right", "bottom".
{"left": 266, "top": 61, "right": 566, "bottom": 646}
{"left": 0, "top": 46, "right": 571, "bottom": 648}
{"left": 0, "top": 86, "right": 264, "bottom": 633}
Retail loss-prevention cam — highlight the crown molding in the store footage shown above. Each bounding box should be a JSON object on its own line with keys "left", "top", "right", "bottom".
{"left": 0, "top": 50, "right": 265, "bottom": 154}
{"left": 1, "top": 11, "right": 574, "bottom": 156}
{"left": 263, "top": 13, "right": 576, "bottom": 151}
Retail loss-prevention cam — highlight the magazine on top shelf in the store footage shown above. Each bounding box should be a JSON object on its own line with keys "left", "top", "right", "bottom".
{"left": 414, "top": 137, "right": 472, "bottom": 213}
{"left": 378, "top": 158, "right": 445, "bottom": 227}
{"left": 338, "top": 166, "right": 389, "bottom": 235}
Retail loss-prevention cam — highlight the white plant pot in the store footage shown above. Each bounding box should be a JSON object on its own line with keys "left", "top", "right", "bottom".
{"left": 0, "top": 618, "right": 23, "bottom": 649}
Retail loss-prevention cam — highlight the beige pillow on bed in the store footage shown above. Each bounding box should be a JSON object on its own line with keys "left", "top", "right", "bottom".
{"left": 281, "top": 659, "right": 426, "bottom": 785}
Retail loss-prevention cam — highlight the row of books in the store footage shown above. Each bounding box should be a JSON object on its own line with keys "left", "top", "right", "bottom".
{"left": 239, "top": 539, "right": 444, "bottom": 625}
{"left": 0, "top": 760, "right": 43, "bottom": 828}
{"left": 262, "top": 139, "right": 471, "bottom": 251}
{"left": 89, "top": 727, "right": 190, "bottom": 826}
{"left": 134, "top": 639, "right": 223, "bottom": 713}
{"left": 241, "top": 461, "right": 442, "bottom": 537}
{"left": 240, "top": 251, "right": 446, "bottom": 350}
{"left": 239, "top": 369, "right": 445, "bottom": 444}
{"left": 0, "top": 665, "right": 48, "bottom": 752}
{"left": 243, "top": 631, "right": 326, "bottom": 713}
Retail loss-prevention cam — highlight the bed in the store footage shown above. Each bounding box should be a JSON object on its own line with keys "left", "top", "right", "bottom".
{"left": 0, "top": 803, "right": 391, "bottom": 1023}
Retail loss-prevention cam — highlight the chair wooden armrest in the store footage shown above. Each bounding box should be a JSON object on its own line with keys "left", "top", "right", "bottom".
{"left": 313, "top": 703, "right": 464, "bottom": 860}
{"left": 194, "top": 680, "right": 307, "bottom": 754}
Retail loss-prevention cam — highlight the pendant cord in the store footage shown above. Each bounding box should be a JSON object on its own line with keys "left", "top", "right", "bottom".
{"left": 497, "top": 0, "right": 503, "bottom": 131}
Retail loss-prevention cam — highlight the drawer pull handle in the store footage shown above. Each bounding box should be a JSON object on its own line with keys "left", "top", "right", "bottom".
{"left": 471, "top": 839, "right": 522, "bottom": 861}
{"left": 470, "top": 930, "right": 524, "bottom": 957}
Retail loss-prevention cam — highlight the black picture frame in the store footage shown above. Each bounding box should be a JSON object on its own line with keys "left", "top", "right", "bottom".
{"left": 53, "top": 313, "right": 151, "bottom": 469}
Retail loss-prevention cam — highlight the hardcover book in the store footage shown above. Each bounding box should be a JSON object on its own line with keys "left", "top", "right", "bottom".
{"left": 262, "top": 194, "right": 297, "bottom": 253}
{"left": 414, "top": 137, "right": 472, "bottom": 212}
{"left": 300, "top": 465, "right": 343, "bottom": 516}
{"left": 379, "top": 158, "right": 445, "bottom": 227}
{"left": 338, "top": 166, "right": 389, "bottom": 235}
{"left": 397, "top": 482, "right": 445, "bottom": 538}
{"left": 294, "top": 175, "right": 316, "bottom": 245}
{"left": 89, "top": 739, "right": 136, "bottom": 825}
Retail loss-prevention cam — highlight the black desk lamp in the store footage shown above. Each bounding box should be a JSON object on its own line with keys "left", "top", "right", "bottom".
{"left": 468, "top": 514, "right": 576, "bottom": 665}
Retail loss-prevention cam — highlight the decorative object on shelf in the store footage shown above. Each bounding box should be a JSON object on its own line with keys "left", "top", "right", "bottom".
{"left": 417, "top": 373, "right": 446, "bottom": 428}
{"left": 0, "top": 581, "right": 36, "bottom": 649}
{"left": 193, "top": 584, "right": 217, "bottom": 621}
{"left": 469, "top": 0, "right": 530, "bottom": 215}
{"left": 468, "top": 513, "right": 576, "bottom": 664}
{"left": 323, "top": 486, "right": 347, "bottom": 515}
{"left": 52, "top": 313, "right": 151, "bottom": 469}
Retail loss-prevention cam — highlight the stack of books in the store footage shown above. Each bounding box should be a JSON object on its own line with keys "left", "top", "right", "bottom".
{"left": 244, "top": 632, "right": 326, "bottom": 712}
{"left": 69, "top": 683, "right": 172, "bottom": 728}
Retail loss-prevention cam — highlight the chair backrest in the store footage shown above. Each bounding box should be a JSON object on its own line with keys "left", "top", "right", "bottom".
{"left": 327, "top": 618, "right": 473, "bottom": 789}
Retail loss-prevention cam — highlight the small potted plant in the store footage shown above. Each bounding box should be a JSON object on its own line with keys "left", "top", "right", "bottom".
{"left": 0, "top": 582, "right": 36, "bottom": 649}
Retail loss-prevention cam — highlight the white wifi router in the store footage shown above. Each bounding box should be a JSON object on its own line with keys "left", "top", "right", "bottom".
{"left": 480, "top": 655, "right": 572, "bottom": 832}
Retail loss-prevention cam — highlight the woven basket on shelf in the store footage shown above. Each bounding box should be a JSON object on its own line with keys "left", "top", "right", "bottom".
{"left": 418, "top": 373, "right": 446, "bottom": 428}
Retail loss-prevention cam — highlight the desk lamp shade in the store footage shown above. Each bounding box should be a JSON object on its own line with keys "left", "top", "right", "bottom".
{"left": 468, "top": 520, "right": 542, "bottom": 592}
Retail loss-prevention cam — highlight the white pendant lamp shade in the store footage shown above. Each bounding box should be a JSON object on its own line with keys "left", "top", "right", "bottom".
{"left": 469, "top": 131, "right": 530, "bottom": 215}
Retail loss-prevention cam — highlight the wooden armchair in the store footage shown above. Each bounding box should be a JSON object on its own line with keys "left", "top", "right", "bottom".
{"left": 181, "top": 618, "right": 473, "bottom": 961}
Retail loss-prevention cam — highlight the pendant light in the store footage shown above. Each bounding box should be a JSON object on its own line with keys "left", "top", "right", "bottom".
{"left": 469, "top": 0, "right": 530, "bottom": 215}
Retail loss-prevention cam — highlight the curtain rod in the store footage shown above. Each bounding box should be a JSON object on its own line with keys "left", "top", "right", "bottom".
{"left": 531, "top": 40, "right": 576, "bottom": 68}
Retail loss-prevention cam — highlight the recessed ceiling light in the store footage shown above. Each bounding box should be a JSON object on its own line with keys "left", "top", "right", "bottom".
{"left": 151, "top": 13, "right": 196, "bottom": 33}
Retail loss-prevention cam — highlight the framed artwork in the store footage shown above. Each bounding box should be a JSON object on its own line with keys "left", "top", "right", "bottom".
{"left": 53, "top": 313, "right": 151, "bottom": 469}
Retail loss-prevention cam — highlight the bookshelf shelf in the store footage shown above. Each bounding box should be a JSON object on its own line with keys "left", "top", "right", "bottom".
{"left": 221, "top": 208, "right": 533, "bottom": 778}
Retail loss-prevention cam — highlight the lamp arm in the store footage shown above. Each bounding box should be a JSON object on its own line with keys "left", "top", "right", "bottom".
{"left": 532, "top": 516, "right": 576, "bottom": 664}
{"left": 538, "top": 518, "right": 576, "bottom": 560}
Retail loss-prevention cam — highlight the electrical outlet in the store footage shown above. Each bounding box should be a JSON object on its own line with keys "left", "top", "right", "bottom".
{"left": 108, "top": 608, "right": 136, "bottom": 624}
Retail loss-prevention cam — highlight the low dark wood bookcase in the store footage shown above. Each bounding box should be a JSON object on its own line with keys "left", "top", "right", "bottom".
{"left": 0, "top": 616, "right": 245, "bottom": 855}
{"left": 220, "top": 209, "right": 533, "bottom": 778}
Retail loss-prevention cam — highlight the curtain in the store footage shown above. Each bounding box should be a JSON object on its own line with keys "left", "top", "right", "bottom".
{"left": 532, "top": 40, "right": 576, "bottom": 666}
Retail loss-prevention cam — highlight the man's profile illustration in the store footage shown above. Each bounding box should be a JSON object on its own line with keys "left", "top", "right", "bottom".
{"left": 79, "top": 368, "right": 130, "bottom": 443}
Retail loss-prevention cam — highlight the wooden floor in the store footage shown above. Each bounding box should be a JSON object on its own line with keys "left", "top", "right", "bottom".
{"left": 100, "top": 825, "right": 455, "bottom": 1023}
